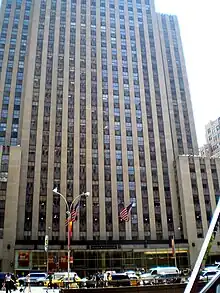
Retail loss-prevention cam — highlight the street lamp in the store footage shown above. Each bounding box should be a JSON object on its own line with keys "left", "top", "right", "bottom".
{"left": 52, "top": 187, "right": 91, "bottom": 285}
{"left": 45, "top": 226, "right": 51, "bottom": 274}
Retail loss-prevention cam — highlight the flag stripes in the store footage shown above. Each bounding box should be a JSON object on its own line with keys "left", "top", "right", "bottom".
{"left": 65, "top": 201, "right": 80, "bottom": 226}
{"left": 120, "top": 203, "right": 133, "bottom": 222}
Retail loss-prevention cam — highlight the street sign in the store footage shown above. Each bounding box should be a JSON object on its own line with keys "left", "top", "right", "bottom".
{"left": 45, "top": 235, "right": 48, "bottom": 252}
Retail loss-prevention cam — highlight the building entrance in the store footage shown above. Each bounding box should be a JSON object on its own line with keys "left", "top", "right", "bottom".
{"left": 15, "top": 248, "right": 189, "bottom": 276}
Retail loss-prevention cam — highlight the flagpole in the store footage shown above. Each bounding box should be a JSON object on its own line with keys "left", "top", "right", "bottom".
{"left": 53, "top": 188, "right": 91, "bottom": 286}
{"left": 172, "top": 236, "right": 177, "bottom": 268}
{"left": 174, "top": 239, "right": 177, "bottom": 268}
{"left": 67, "top": 217, "right": 71, "bottom": 287}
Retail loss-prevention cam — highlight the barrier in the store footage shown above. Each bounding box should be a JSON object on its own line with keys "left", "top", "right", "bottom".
{"left": 61, "top": 282, "right": 206, "bottom": 293}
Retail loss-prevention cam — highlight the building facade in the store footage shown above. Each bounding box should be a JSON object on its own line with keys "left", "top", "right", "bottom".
{"left": 200, "top": 117, "right": 220, "bottom": 158}
{"left": 176, "top": 155, "right": 220, "bottom": 266}
{"left": 206, "top": 118, "right": 220, "bottom": 158}
{"left": 200, "top": 144, "right": 212, "bottom": 158}
{"left": 0, "top": 0, "right": 218, "bottom": 273}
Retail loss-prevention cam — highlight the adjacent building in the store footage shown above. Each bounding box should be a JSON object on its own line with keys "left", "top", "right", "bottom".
{"left": 0, "top": 0, "right": 218, "bottom": 273}
{"left": 176, "top": 155, "right": 220, "bottom": 266}
{"left": 200, "top": 117, "right": 220, "bottom": 158}
{"left": 200, "top": 144, "right": 212, "bottom": 158}
{"left": 206, "top": 118, "right": 220, "bottom": 158}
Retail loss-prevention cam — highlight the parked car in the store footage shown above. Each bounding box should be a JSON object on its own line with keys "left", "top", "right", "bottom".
{"left": 0, "top": 273, "right": 5, "bottom": 289}
{"left": 109, "top": 273, "right": 131, "bottom": 287}
{"left": 141, "top": 267, "right": 180, "bottom": 284}
{"left": 18, "top": 273, "right": 47, "bottom": 286}
{"left": 124, "top": 271, "right": 139, "bottom": 279}
{"left": 204, "top": 263, "right": 220, "bottom": 271}
{"left": 78, "top": 277, "right": 96, "bottom": 288}
{"left": 44, "top": 276, "right": 63, "bottom": 289}
{"left": 199, "top": 270, "right": 219, "bottom": 281}
{"left": 61, "top": 275, "right": 81, "bottom": 288}
{"left": 35, "top": 274, "right": 51, "bottom": 286}
{"left": 44, "top": 272, "right": 80, "bottom": 288}
{"left": 152, "top": 273, "right": 182, "bottom": 285}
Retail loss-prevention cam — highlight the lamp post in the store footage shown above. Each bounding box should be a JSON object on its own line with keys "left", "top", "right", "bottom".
{"left": 52, "top": 187, "right": 90, "bottom": 285}
{"left": 45, "top": 227, "right": 51, "bottom": 274}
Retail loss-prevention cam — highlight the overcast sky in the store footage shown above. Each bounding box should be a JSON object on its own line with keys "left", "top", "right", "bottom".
{"left": 155, "top": 0, "right": 220, "bottom": 146}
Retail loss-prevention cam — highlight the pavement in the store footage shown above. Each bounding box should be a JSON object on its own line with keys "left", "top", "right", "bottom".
{"left": 0, "top": 287, "right": 60, "bottom": 293}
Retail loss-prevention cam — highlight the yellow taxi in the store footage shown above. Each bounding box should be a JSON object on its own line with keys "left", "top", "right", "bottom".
{"left": 59, "top": 275, "right": 81, "bottom": 288}
{"left": 44, "top": 273, "right": 81, "bottom": 289}
{"left": 44, "top": 276, "right": 64, "bottom": 288}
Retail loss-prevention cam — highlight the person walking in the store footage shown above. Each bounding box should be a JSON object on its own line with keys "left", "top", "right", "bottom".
{"left": 48, "top": 273, "right": 53, "bottom": 289}
{"left": 103, "top": 272, "right": 107, "bottom": 287}
{"left": 96, "top": 272, "right": 100, "bottom": 288}
{"left": 5, "top": 273, "right": 12, "bottom": 293}
{"left": 107, "top": 273, "right": 112, "bottom": 287}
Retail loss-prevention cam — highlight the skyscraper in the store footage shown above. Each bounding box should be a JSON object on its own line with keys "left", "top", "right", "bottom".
{"left": 0, "top": 0, "right": 219, "bottom": 273}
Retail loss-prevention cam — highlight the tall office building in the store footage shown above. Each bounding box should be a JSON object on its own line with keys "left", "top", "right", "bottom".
{"left": 0, "top": 0, "right": 219, "bottom": 273}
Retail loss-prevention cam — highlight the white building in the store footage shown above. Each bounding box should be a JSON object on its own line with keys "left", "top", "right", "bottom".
{"left": 201, "top": 117, "right": 220, "bottom": 158}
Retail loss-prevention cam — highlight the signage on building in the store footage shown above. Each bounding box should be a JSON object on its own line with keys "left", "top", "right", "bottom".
{"left": 44, "top": 235, "right": 48, "bottom": 252}
{"left": 90, "top": 244, "right": 117, "bottom": 250}
{"left": 60, "top": 256, "right": 73, "bottom": 263}
{"left": 18, "top": 252, "right": 30, "bottom": 267}
{"left": 14, "top": 251, "right": 31, "bottom": 270}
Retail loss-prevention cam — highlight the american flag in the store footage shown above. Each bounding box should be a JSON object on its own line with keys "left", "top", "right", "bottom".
{"left": 65, "top": 202, "right": 80, "bottom": 226}
{"left": 120, "top": 203, "right": 133, "bottom": 222}
{"left": 71, "top": 201, "right": 80, "bottom": 223}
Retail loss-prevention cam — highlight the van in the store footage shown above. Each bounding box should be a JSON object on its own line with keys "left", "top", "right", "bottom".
{"left": 141, "top": 267, "right": 180, "bottom": 284}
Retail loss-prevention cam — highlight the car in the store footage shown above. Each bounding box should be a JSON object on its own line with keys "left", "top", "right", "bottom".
{"left": 152, "top": 273, "right": 182, "bottom": 285}
{"left": 140, "top": 267, "right": 180, "bottom": 284}
{"left": 18, "top": 273, "right": 47, "bottom": 286}
{"left": 204, "top": 264, "right": 220, "bottom": 271}
{"left": 35, "top": 274, "right": 51, "bottom": 286}
{"left": 124, "top": 271, "right": 139, "bottom": 279}
{"left": 78, "top": 277, "right": 96, "bottom": 288}
{"left": 61, "top": 275, "right": 81, "bottom": 288}
{"left": 199, "top": 270, "right": 219, "bottom": 281}
{"left": 44, "top": 276, "right": 64, "bottom": 289}
{"left": 109, "top": 273, "right": 131, "bottom": 287}
{"left": 44, "top": 272, "right": 80, "bottom": 288}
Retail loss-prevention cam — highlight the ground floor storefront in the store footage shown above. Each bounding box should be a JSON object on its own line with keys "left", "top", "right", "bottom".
{"left": 14, "top": 246, "right": 190, "bottom": 276}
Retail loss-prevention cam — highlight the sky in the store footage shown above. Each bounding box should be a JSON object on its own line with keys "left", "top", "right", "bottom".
{"left": 155, "top": 0, "right": 220, "bottom": 146}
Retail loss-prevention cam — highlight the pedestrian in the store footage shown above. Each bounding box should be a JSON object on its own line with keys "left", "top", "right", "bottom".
{"left": 107, "top": 273, "right": 112, "bottom": 286}
{"left": 5, "top": 273, "right": 12, "bottom": 293}
{"left": 103, "top": 271, "right": 107, "bottom": 287}
{"left": 48, "top": 273, "right": 53, "bottom": 289}
{"left": 96, "top": 272, "right": 100, "bottom": 288}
